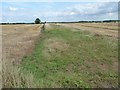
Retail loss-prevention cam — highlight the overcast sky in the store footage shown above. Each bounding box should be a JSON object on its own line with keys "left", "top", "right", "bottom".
{"left": 1, "top": 2, "right": 118, "bottom": 23}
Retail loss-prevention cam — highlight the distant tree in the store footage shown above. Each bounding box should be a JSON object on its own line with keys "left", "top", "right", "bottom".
{"left": 35, "top": 18, "right": 41, "bottom": 24}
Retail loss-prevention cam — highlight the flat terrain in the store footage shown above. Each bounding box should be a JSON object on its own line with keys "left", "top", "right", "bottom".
{"left": 57, "top": 22, "right": 118, "bottom": 38}
{"left": 2, "top": 24, "right": 41, "bottom": 87}
{"left": 2, "top": 24, "right": 41, "bottom": 64}
{"left": 2, "top": 23, "right": 118, "bottom": 88}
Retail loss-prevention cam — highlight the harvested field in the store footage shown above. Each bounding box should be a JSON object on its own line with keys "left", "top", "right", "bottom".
{"left": 2, "top": 24, "right": 41, "bottom": 87}
{"left": 2, "top": 24, "right": 41, "bottom": 64}
{"left": 1, "top": 23, "right": 118, "bottom": 88}
{"left": 57, "top": 23, "right": 118, "bottom": 38}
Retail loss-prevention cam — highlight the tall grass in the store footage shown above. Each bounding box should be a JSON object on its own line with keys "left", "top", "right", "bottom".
{"left": 2, "top": 59, "right": 37, "bottom": 88}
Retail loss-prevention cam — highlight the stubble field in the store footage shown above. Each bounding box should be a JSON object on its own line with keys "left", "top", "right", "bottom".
{"left": 1, "top": 22, "right": 118, "bottom": 88}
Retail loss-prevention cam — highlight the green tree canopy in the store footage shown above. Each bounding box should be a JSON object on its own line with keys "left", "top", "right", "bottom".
{"left": 35, "top": 18, "right": 41, "bottom": 24}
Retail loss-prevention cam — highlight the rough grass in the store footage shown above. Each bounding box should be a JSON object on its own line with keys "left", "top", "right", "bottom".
{"left": 2, "top": 59, "right": 37, "bottom": 88}
{"left": 21, "top": 24, "right": 118, "bottom": 88}
{"left": 2, "top": 24, "right": 41, "bottom": 88}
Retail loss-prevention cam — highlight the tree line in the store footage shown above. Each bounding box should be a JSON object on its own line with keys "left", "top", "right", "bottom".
{"left": 0, "top": 18, "right": 119, "bottom": 25}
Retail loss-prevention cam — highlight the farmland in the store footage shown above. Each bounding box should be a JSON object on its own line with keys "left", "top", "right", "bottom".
{"left": 2, "top": 22, "right": 118, "bottom": 88}
{"left": 2, "top": 24, "right": 41, "bottom": 87}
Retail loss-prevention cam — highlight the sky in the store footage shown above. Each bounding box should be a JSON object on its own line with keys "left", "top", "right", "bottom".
{"left": 1, "top": 1, "right": 119, "bottom": 23}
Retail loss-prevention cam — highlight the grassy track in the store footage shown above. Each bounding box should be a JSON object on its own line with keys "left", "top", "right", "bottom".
{"left": 21, "top": 24, "right": 118, "bottom": 88}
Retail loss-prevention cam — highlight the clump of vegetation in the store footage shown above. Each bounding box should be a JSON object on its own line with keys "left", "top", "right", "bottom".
{"left": 35, "top": 18, "right": 41, "bottom": 24}
{"left": 2, "top": 59, "right": 37, "bottom": 88}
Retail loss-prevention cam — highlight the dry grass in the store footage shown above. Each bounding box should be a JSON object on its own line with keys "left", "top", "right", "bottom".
{"left": 57, "top": 23, "right": 118, "bottom": 38}
{"left": 1, "top": 23, "right": 118, "bottom": 88}
{"left": 2, "top": 59, "right": 36, "bottom": 88}
{"left": 76, "top": 22, "right": 118, "bottom": 30}
{"left": 2, "top": 24, "right": 41, "bottom": 88}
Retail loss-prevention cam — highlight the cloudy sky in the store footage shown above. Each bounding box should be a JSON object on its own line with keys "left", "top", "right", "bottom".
{"left": 1, "top": 1, "right": 118, "bottom": 23}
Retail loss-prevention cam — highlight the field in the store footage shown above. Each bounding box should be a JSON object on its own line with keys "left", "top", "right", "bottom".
{"left": 2, "top": 22, "right": 118, "bottom": 88}
{"left": 2, "top": 24, "right": 41, "bottom": 87}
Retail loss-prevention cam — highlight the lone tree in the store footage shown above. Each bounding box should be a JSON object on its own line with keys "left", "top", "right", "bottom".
{"left": 35, "top": 18, "right": 41, "bottom": 24}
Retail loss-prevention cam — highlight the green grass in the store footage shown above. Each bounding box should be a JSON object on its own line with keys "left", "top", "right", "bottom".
{"left": 21, "top": 24, "right": 118, "bottom": 88}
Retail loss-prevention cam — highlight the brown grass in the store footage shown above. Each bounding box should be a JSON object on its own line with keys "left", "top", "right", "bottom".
{"left": 2, "top": 24, "right": 41, "bottom": 88}
{"left": 56, "top": 23, "right": 118, "bottom": 38}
